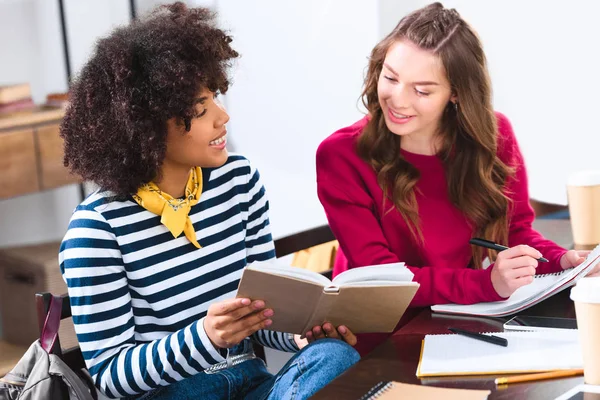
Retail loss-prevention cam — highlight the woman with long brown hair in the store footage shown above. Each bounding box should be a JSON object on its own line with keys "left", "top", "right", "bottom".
{"left": 316, "top": 2, "right": 595, "bottom": 355}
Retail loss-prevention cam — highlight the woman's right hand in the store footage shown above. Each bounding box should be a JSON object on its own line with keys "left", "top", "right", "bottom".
{"left": 490, "top": 245, "right": 541, "bottom": 298}
{"left": 203, "top": 298, "right": 274, "bottom": 349}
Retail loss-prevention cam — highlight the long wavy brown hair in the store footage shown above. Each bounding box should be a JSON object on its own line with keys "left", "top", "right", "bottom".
{"left": 357, "top": 2, "right": 513, "bottom": 269}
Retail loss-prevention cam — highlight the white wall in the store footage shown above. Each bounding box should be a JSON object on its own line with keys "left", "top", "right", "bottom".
{"left": 0, "top": 0, "right": 130, "bottom": 248}
{"left": 0, "top": 0, "right": 74, "bottom": 248}
{"left": 217, "top": 0, "right": 379, "bottom": 238}
{"left": 379, "top": 0, "right": 600, "bottom": 205}
{"left": 3, "top": 0, "right": 592, "bottom": 250}
{"left": 0, "top": 0, "right": 378, "bottom": 246}
{"left": 0, "top": 0, "right": 42, "bottom": 102}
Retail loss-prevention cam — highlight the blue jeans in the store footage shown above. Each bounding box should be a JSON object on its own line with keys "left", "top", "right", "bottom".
{"left": 134, "top": 338, "right": 359, "bottom": 399}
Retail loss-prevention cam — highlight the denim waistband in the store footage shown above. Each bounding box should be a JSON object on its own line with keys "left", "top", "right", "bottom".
{"left": 204, "top": 339, "right": 257, "bottom": 374}
{"left": 227, "top": 338, "right": 254, "bottom": 356}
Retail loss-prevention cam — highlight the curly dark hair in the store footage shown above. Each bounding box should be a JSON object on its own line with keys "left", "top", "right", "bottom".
{"left": 61, "top": 2, "right": 239, "bottom": 198}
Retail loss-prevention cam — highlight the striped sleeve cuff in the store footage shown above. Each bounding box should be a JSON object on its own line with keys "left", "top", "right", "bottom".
{"left": 197, "top": 317, "right": 226, "bottom": 364}
{"left": 251, "top": 330, "right": 299, "bottom": 353}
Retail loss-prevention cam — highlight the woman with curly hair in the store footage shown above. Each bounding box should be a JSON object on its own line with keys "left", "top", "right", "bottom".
{"left": 59, "top": 3, "right": 358, "bottom": 399}
{"left": 316, "top": 2, "right": 598, "bottom": 356}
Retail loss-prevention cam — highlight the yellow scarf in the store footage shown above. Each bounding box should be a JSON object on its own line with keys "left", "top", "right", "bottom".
{"left": 133, "top": 167, "right": 203, "bottom": 248}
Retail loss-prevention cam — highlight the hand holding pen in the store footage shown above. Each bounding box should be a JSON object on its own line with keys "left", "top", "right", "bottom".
{"left": 470, "top": 238, "right": 547, "bottom": 298}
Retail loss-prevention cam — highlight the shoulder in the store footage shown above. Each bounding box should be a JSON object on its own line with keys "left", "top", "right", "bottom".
{"left": 494, "top": 111, "right": 521, "bottom": 164}
{"left": 67, "top": 190, "right": 132, "bottom": 233}
{"left": 317, "top": 116, "right": 369, "bottom": 168}
{"left": 495, "top": 111, "right": 514, "bottom": 141}
{"left": 209, "top": 154, "right": 255, "bottom": 179}
{"left": 203, "top": 154, "right": 263, "bottom": 192}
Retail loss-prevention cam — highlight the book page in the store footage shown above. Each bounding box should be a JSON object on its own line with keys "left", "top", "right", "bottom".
{"left": 246, "top": 261, "right": 331, "bottom": 286}
{"left": 417, "top": 330, "right": 582, "bottom": 377}
{"left": 332, "top": 262, "right": 412, "bottom": 286}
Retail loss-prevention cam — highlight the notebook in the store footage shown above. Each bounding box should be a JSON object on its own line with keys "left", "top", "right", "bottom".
{"left": 235, "top": 261, "right": 419, "bottom": 334}
{"left": 431, "top": 244, "right": 600, "bottom": 317}
{"left": 416, "top": 330, "right": 582, "bottom": 377}
{"left": 358, "top": 381, "right": 490, "bottom": 400}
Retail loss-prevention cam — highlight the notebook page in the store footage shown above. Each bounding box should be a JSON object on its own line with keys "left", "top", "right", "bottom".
{"left": 417, "top": 330, "right": 582, "bottom": 377}
{"left": 431, "top": 244, "right": 600, "bottom": 317}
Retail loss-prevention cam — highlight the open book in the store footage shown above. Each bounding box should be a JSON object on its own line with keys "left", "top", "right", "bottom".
{"left": 431, "top": 244, "right": 600, "bottom": 317}
{"left": 236, "top": 262, "right": 419, "bottom": 334}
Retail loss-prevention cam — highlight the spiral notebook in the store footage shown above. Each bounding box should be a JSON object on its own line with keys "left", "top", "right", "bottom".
{"left": 358, "top": 381, "right": 490, "bottom": 400}
{"left": 416, "top": 330, "right": 582, "bottom": 377}
{"left": 431, "top": 244, "right": 600, "bottom": 317}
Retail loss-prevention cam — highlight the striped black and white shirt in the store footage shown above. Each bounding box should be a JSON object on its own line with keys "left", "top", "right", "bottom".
{"left": 59, "top": 155, "right": 298, "bottom": 398}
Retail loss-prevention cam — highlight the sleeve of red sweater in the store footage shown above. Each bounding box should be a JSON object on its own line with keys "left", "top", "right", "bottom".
{"left": 316, "top": 131, "right": 503, "bottom": 307}
{"left": 496, "top": 113, "right": 567, "bottom": 274}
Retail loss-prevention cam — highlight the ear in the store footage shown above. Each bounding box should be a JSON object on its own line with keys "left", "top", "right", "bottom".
{"left": 166, "top": 117, "right": 189, "bottom": 136}
{"left": 450, "top": 93, "right": 458, "bottom": 104}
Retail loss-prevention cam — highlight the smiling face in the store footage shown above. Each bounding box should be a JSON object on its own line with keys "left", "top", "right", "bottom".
{"left": 163, "top": 87, "right": 230, "bottom": 171}
{"left": 377, "top": 40, "right": 456, "bottom": 154}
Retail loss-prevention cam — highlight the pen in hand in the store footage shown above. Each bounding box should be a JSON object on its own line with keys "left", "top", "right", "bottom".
{"left": 448, "top": 327, "right": 508, "bottom": 347}
{"left": 470, "top": 238, "right": 549, "bottom": 263}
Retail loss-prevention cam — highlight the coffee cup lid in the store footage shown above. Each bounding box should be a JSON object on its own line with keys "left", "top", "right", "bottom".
{"left": 571, "top": 277, "right": 600, "bottom": 303}
{"left": 568, "top": 170, "right": 600, "bottom": 187}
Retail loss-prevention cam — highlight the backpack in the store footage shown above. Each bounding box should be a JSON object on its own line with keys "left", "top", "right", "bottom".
{"left": 0, "top": 295, "right": 96, "bottom": 400}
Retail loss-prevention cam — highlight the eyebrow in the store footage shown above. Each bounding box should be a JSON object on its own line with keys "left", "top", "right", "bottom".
{"left": 383, "top": 63, "right": 439, "bottom": 86}
{"left": 193, "top": 96, "right": 208, "bottom": 104}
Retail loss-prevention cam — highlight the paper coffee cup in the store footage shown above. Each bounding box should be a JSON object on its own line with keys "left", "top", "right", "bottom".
{"left": 567, "top": 171, "right": 600, "bottom": 248}
{"left": 571, "top": 277, "right": 600, "bottom": 384}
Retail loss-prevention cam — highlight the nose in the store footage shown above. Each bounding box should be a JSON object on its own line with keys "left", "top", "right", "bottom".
{"left": 214, "top": 97, "right": 230, "bottom": 128}
{"left": 389, "top": 84, "right": 411, "bottom": 110}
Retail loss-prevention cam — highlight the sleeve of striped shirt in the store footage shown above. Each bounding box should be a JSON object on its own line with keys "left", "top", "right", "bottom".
{"left": 59, "top": 207, "right": 228, "bottom": 399}
{"left": 244, "top": 163, "right": 299, "bottom": 353}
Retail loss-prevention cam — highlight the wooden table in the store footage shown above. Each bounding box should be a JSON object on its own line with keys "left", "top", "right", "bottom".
{"left": 313, "top": 219, "right": 581, "bottom": 400}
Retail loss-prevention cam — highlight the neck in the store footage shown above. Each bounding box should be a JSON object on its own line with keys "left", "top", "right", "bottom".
{"left": 398, "top": 119, "right": 445, "bottom": 155}
{"left": 400, "top": 132, "right": 439, "bottom": 156}
{"left": 155, "top": 162, "right": 192, "bottom": 198}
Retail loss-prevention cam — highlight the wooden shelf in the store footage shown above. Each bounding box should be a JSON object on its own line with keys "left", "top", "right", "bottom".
{"left": 0, "top": 106, "right": 80, "bottom": 199}
{"left": 0, "top": 105, "right": 64, "bottom": 131}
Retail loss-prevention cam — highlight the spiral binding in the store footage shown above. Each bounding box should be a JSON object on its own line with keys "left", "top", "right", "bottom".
{"left": 534, "top": 269, "right": 567, "bottom": 278}
{"left": 358, "top": 381, "right": 394, "bottom": 400}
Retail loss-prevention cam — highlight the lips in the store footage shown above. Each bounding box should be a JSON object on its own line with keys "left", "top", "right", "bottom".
{"left": 387, "top": 108, "right": 415, "bottom": 124}
{"left": 209, "top": 130, "right": 227, "bottom": 146}
{"left": 209, "top": 133, "right": 227, "bottom": 146}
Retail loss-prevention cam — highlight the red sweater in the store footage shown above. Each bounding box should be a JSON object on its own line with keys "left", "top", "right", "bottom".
{"left": 316, "top": 113, "right": 567, "bottom": 354}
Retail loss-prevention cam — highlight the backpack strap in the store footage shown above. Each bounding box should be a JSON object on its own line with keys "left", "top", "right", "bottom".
{"left": 40, "top": 295, "right": 63, "bottom": 353}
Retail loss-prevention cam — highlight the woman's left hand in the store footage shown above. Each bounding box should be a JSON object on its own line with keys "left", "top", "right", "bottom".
{"left": 560, "top": 250, "right": 590, "bottom": 270}
{"left": 560, "top": 250, "right": 600, "bottom": 276}
{"left": 294, "top": 323, "right": 357, "bottom": 349}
